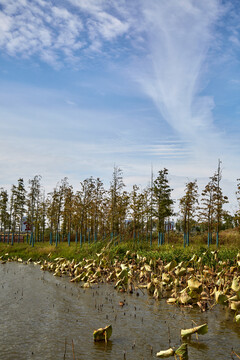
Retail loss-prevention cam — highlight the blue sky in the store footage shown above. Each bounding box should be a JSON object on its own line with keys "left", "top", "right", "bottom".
{"left": 0, "top": 0, "right": 240, "bottom": 212}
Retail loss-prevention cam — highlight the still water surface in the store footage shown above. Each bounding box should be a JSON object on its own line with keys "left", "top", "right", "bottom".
{"left": 0, "top": 262, "right": 239, "bottom": 360}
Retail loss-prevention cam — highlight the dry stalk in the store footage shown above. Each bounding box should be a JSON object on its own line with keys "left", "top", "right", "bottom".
{"left": 72, "top": 339, "right": 75, "bottom": 360}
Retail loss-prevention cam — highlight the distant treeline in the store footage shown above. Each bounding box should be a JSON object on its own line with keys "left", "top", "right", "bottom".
{"left": 0, "top": 163, "right": 239, "bottom": 246}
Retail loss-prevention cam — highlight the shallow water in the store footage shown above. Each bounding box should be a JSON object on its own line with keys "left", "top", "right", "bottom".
{"left": 0, "top": 262, "right": 239, "bottom": 360}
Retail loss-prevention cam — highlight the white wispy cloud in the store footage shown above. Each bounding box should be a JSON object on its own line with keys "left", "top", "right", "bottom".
{"left": 0, "top": 0, "right": 132, "bottom": 67}
{"left": 133, "top": 1, "right": 222, "bottom": 139}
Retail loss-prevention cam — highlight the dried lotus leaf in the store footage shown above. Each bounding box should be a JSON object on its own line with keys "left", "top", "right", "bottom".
{"left": 156, "top": 348, "right": 175, "bottom": 358}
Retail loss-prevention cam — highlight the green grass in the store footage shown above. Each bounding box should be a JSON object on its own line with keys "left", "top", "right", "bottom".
{"left": 0, "top": 236, "right": 239, "bottom": 266}
{"left": 3, "top": 241, "right": 110, "bottom": 262}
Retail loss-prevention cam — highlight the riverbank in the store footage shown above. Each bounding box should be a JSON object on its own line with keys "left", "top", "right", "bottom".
{"left": 0, "top": 240, "right": 239, "bottom": 264}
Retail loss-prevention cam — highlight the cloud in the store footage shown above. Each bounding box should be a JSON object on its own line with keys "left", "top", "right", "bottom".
{"left": 0, "top": 0, "right": 132, "bottom": 67}
{"left": 132, "top": 1, "right": 223, "bottom": 142}
{"left": 229, "top": 34, "right": 240, "bottom": 47}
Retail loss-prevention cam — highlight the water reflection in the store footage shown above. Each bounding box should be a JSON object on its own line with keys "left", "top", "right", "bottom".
{"left": 186, "top": 340, "right": 209, "bottom": 351}
{"left": 94, "top": 339, "right": 113, "bottom": 352}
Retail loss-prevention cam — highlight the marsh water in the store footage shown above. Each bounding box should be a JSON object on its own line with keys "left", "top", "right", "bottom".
{"left": 0, "top": 262, "right": 239, "bottom": 360}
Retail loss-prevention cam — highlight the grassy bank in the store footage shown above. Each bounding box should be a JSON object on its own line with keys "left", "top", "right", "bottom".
{"left": 0, "top": 238, "right": 239, "bottom": 266}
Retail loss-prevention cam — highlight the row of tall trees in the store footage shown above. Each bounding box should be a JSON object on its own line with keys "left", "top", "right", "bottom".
{"left": 0, "top": 163, "right": 237, "bottom": 245}
{"left": 178, "top": 161, "right": 230, "bottom": 246}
